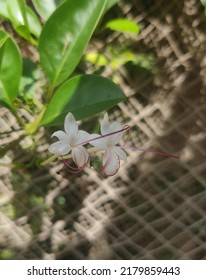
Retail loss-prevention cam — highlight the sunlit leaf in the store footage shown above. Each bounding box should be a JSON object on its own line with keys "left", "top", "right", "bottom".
{"left": 14, "top": 25, "right": 32, "bottom": 42}
{"left": 41, "top": 74, "right": 126, "bottom": 126}
{"left": 106, "top": 18, "right": 140, "bottom": 34}
{"left": 110, "top": 50, "right": 136, "bottom": 68}
{"left": 7, "top": 0, "right": 41, "bottom": 40}
{"left": 85, "top": 51, "right": 108, "bottom": 66}
{"left": 0, "top": 30, "right": 22, "bottom": 108}
{"left": 31, "top": 0, "right": 65, "bottom": 21}
{"left": 26, "top": 7, "right": 42, "bottom": 38}
{"left": 0, "top": 0, "right": 9, "bottom": 19}
{"left": 39, "top": 0, "right": 107, "bottom": 89}
{"left": 0, "top": 31, "right": 9, "bottom": 48}
{"left": 7, "top": 0, "right": 28, "bottom": 26}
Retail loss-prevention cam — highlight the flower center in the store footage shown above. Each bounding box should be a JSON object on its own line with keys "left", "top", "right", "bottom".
{"left": 68, "top": 136, "right": 77, "bottom": 147}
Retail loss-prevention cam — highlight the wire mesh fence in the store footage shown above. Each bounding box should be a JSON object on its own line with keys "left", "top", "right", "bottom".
{"left": 0, "top": 0, "right": 206, "bottom": 259}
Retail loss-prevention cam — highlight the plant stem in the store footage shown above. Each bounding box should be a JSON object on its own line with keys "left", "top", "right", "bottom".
{"left": 34, "top": 98, "right": 44, "bottom": 110}
{"left": 11, "top": 108, "right": 25, "bottom": 128}
{"left": 24, "top": 107, "right": 46, "bottom": 135}
{"left": 40, "top": 147, "right": 102, "bottom": 167}
{"left": 46, "top": 85, "right": 54, "bottom": 103}
{"left": 40, "top": 154, "right": 59, "bottom": 166}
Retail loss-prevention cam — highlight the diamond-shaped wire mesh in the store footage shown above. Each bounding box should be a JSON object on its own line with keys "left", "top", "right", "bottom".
{"left": 0, "top": 0, "right": 206, "bottom": 259}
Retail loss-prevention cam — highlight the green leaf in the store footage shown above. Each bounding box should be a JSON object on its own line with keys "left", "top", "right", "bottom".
{"left": 19, "top": 58, "right": 39, "bottom": 100}
{"left": 0, "top": 31, "right": 9, "bottom": 48}
{"left": 0, "top": 0, "right": 9, "bottom": 19}
{"left": 14, "top": 25, "right": 32, "bottom": 42}
{"left": 41, "top": 74, "right": 126, "bottom": 126}
{"left": 31, "top": 0, "right": 65, "bottom": 21}
{"left": 26, "top": 7, "right": 42, "bottom": 38}
{"left": 105, "top": 0, "right": 118, "bottom": 12}
{"left": 39, "top": 0, "right": 107, "bottom": 89}
{"left": 110, "top": 50, "right": 136, "bottom": 69}
{"left": 200, "top": 0, "right": 206, "bottom": 7}
{"left": 85, "top": 51, "right": 108, "bottom": 66}
{"left": 0, "top": 29, "right": 22, "bottom": 108}
{"left": 7, "top": 0, "right": 41, "bottom": 40}
{"left": 106, "top": 18, "right": 140, "bottom": 34}
{"left": 7, "top": 0, "right": 28, "bottom": 27}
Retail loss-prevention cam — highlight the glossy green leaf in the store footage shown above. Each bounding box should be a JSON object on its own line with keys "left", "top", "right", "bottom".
{"left": 7, "top": 0, "right": 28, "bottom": 26}
{"left": 41, "top": 74, "right": 126, "bottom": 126}
{"left": 0, "top": 30, "right": 22, "bottom": 108}
{"left": 15, "top": 25, "right": 33, "bottom": 44}
{"left": 7, "top": 0, "right": 41, "bottom": 40}
{"left": 0, "top": 0, "right": 9, "bottom": 19}
{"left": 39, "top": 0, "right": 107, "bottom": 89}
{"left": 31, "top": 0, "right": 65, "bottom": 21}
{"left": 26, "top": 7, "right": 42, "bottom": 38}
{"left": 0, "top": 31, "right": 9, "bottom": 48}
{"left": 106, "top": 18, "right": 140, "bottom": 34}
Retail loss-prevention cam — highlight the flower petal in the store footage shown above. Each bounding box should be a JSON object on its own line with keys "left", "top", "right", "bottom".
{"left": 113, "top": 146, "right": 127, "bottom": 161}
{"left": 106, "top": 127, "right": 123, "bottom": 146}
{"left": 64, "top": 112, "right": 78, "bottom": 136}
{"left": 48, "top": 141, "right": 71, "bottom": 155}
{"left": 101, "top": 149, "right": 120, "bottom": 176}
{"left": 51, "top": 130, "right": 69, "bottom": 141}
{"left": 89, "top": 133, "right": 107, "bottom": 149}
{"left": 100, "top": 113, "right": 123, "bottom": 146}
{"left": 72, "top": 146, "right": 89, "bottom": 167}
{"left": 76, "top": 130, "right": 90, "bottom": 145}
{"left": 100, "top": 113, "right": 110, "bottom": 135}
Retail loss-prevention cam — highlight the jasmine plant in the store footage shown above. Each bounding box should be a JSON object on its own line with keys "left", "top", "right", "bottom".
{"left": 0, "top": 0, "right": 126, "bottom": 163}
{"left": 45, "top": 112, "right": 179, "bottom": 176}
{"left": 0, "top": 0, "right": 178, "bottom": 173}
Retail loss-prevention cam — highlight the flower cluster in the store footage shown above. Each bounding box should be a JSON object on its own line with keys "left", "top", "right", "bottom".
{"left": 48, "top": 112, "right": 129, "bottom": 176}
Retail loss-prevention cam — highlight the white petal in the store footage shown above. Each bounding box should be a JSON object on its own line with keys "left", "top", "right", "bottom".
{"left": 72, "top": 146, "right": 89, "bottom": 167}
{"left": 76, "top": 130, "right": 90, "bottom": 145}
{"left": 108, "top": 121, "right": 123, "bottom": 144}
{"left": 101, "top": 149, "right": 120, "bottom": 176}
{"left": 101, "top": 113, "right": 122, "bottom": 133}
{"left": 106, "top": 130, "right": 123, "bottom": 146}
{"left": 64, "top": 112, "right": 78, "bottom": 136}
{"left": 66, "top": 130, "right": 90, "bottom": 147}
{"left": 100, "top": 113, "right": 123, "bottom": 146}
{"left": 51, "top": 130, "right": 69, "bottom": 141}
{"left": 100, "top": 113, "right": 110, "bottom": 135}
{"left": 113, "top": 146, "right": 127, "bottom": 161}
{"left": 89, "top": 133, "right": 106, "bottom": 149}
{"left": 48, "top": 141, "right": 71, "bottom": 155}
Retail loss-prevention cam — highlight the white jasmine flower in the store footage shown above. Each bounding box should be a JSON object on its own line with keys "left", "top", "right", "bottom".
{"left": 89, "top": 113, "right": 127, "bottom": 176}
{"left": 46, "top": 112, "right": 178, "bottom": 176}
{"left": 48, "top": 112, "right": 90, "bottom": 167}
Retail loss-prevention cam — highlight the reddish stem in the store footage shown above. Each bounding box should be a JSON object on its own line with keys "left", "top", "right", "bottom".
{"left": 61, "top": 157, "right": 89, "bottom": 174}
{"left": 77, "top": 125, "right": 130, "bottom": 146}
{"left": 127, "top": 146, "right": 179, "bottom": 159}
